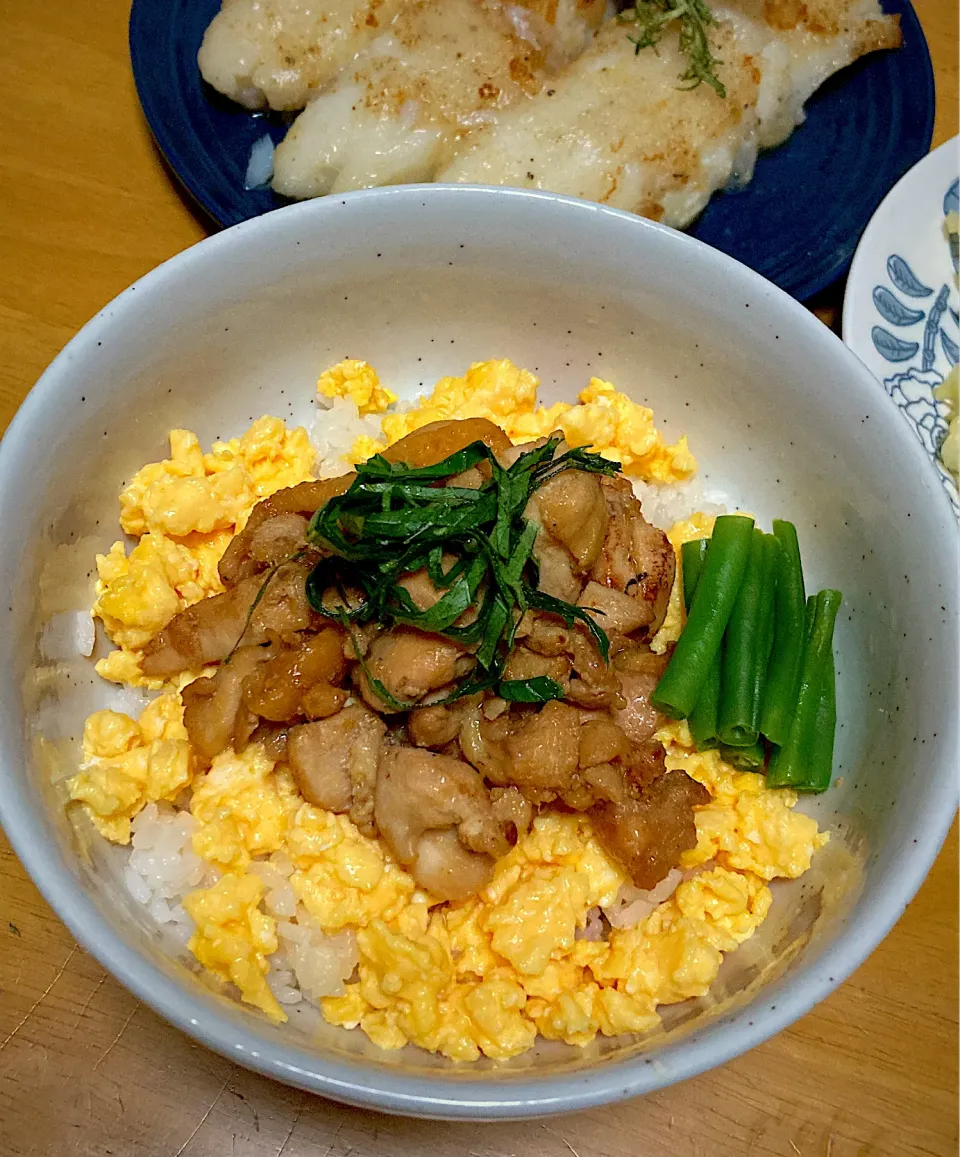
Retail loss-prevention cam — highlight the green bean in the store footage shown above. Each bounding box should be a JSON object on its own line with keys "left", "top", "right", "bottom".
{"left": 680, "top": 538, "right": 720, "bottom": 749}
{"left": 720, "top": 739, "right": 767, "bottom": 771}
{"left": 754, "top": 532, "right": 780, "bottom": 697}
{"left": 802, "top": 657, "right": 837, "bottom": 793}
{"left": 652, "top": 514, "right": 755, "bottom": 719}
{"left": 759, "top": 520, "right": 807, "bottom": 746}
{"left": 681, "top": 538, "right": 710, "bottom": 609}
{"left": 689, "top": 655, "right": 721, "bottom": 749}
{"left": 767, "top": 589, "right": 841, "bottom": 791}
{"left": 717, "top": 529, "right": 778, "bottom": 746}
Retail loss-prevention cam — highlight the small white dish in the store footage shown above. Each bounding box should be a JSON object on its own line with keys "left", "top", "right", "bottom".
{"left": 843, "top": 137, "right": 959, "bottom": 514}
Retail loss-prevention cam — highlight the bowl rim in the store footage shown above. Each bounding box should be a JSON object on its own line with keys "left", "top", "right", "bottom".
{"left": 0, "top": 184, "right": 956, "bottom": 1119}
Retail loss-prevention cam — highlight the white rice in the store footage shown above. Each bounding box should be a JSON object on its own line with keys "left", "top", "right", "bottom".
{"left": 123, "top": 803, "right": 211, "bottom": 947}
{"left": 602, "top": 868, "right": 684, "bottom": 930}
{"left": 38, "top": 610, "right": 95, "bottom": 661}
{"left": 630, "top": 477, "right": 730, "bottom": 530}
{"left": 309, "top": 394, "right": 730, "bottom": 527}
{"left": 311, "top": 396, "right": 385, "bottom": 478}
{"left": 122, "top": 809, "right": 357, "bottom": 1013}
{"left": 248, "top": 854, "right": 297, "bottom": 917}
{"left": 274, "top": 909, "right": 358, "bottom": 1004}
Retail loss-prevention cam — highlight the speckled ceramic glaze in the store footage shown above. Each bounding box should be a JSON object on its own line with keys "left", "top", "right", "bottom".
{"left": 0, "top": 187, "right": 955, "bottom": 1118}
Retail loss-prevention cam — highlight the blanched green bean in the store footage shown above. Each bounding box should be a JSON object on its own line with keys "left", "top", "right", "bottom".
{"left": 717, "top": 529, "right": 778, "bottom": 747}
{"left": 689, "top": 656, "right": 721, "bottom": 750}
{"left": 802, "top": 657, "right": 837, "bottom": 793}
{"left": 681, "top": 538, "right": 719, "bottom": 749}
{"left": 760, "top": 520, "right": 806, "bottom": 746}
{"left": 681, "top": 538, "right": 710, "bottom": 609}
{"left": 753, "top": 532, "right": 780, "bottom": 703}
{"left": 652, "top": 514, "right": 755, "bottom": 720}
{"left": 767, "top": 589, "right": 841, "bottom": 791}
{"left": 720, "top": 740, "right": 767, "bottom": 771}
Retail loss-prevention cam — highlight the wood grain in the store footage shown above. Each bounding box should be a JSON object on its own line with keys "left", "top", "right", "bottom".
{"left": 0, "top": 3, "right": 956, "bottom": 1154}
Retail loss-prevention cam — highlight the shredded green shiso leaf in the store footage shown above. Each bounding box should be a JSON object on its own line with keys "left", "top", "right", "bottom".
{"left": 304, "top": 436, "right": 619, "bottom": 709}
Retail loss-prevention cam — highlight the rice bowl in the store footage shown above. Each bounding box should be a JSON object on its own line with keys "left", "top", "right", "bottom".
{"left": 0, "top": 185, "right": 954, "bottom": 1116}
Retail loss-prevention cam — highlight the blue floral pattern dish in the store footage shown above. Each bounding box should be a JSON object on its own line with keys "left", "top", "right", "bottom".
{"left": 844, "top": 139, "right": 960, "bottom": 515}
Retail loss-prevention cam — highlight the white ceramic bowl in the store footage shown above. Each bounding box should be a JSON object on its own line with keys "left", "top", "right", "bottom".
{"left": 0, "top": 187, "right": 955, "bottom": 1119}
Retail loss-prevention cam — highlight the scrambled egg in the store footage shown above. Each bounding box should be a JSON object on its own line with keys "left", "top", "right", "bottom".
{"left": 67, "top": 691, "right": 192, "bottom": 843}
{"left": 317, "top": 358, "right": 397, "bottom": 416}
{"left": 317, "top": 357, "right": 696, "bottom": 483}
{"left": 322, "top": 724, "right": 824, "bottom": 1059}
{"left": 184, "top": 872, "right": 283, "bottom": 1021}
{"left": 189, "top": 745, "right": 301, "bottom": 872}
{"left": 93, "top": 418, "right": 314, "bottom": 688}
{"left": 70, "top": 691, "right": 826, "bottom": 1050}
{"left": 934, "top": 363, "right": 958, "bottom": 478}
{"left": 665, "top": 721, "right": 828, "bottom": 880}
{"left": 179, "top": 743, "right": 418, "bottom": 1021}
{"left": 70, "top": 362, "right": 828, "bottom": 1059}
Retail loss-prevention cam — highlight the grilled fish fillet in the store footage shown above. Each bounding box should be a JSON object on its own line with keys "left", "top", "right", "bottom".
{"left": 437, "top": 0, "right": 901, "bottom": 227}
{"left": 270, "top": 0, "right": 607, "bottom": 197}
{"left": 198, "top": 0, "right": 405, "bottom": 111}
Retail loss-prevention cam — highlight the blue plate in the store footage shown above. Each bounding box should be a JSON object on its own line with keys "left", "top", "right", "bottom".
{"left": 129, "top": 0, "right": 934, "bottom": 301}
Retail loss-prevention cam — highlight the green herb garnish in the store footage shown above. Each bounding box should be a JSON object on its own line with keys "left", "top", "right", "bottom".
{"left": 619, "top": 0, "right": 726, "bottom": 99}
{"left": 499, "top": 676, "right": 566, "bottom": 704}
{"left": 304, "top": 436, "right": 619, "bottom": 707}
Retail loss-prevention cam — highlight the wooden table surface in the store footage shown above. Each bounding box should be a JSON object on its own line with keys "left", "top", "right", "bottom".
{"left": 0, "top": 4, "right": 956, "bottom": 1155}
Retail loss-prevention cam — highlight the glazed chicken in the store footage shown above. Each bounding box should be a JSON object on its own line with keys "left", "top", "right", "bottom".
{"left": 144, "top": 420, "right": 709, "bottom": 901}
{"left": 374, "top": 746, "right": 511, "bottom": 899}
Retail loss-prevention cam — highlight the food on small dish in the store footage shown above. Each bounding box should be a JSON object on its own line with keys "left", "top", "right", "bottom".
{"left": 437, "top": 0, "right": 902, "bottom": 228}
{"left": 66, "top": 358, "right": 829, "bottom": 1059}
{"left": 935, "top": 364, "right": 958, "bottom": 479}
{"left": 199, "top": 0, "right": 605, "bottom": 114}
{"left": 199, "top": 0, "right": 901, "bottom": 227}
{"left": 197, "top": 0, "right": 407, "bottom": 112}
{"left": 270, "top": 0, "right": 607, "bottom": 198}
{"left": 936, "top": 207, "right": 959, "bottom": 479}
